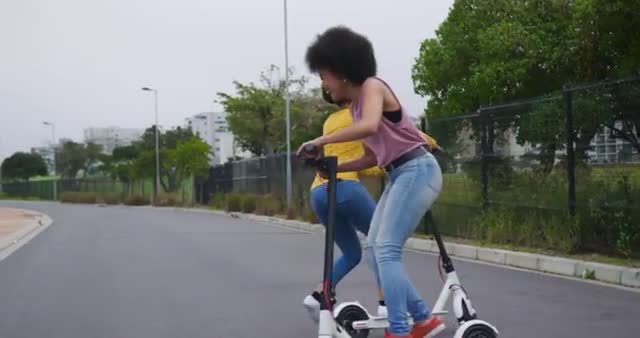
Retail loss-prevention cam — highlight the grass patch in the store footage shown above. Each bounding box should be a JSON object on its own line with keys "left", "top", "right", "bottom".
{"left": 413, "top": 233, "right": 640, "bottom": 268}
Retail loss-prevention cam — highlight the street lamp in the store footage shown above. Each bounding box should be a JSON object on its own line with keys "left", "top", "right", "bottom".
{"left": 141, "top": 87, "right": 161, "bottom": 201}
{"left": 283, "top": 0, "right": 293, "bottom": 217}
{"left": 42, "top": 121, "right": 57, "bottom": 200}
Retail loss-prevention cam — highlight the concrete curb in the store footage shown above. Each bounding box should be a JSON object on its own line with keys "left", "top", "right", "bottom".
{"left": 0, "top": 209, "right": 53, "bottom": 262}
{"left": 202, "top": 208, "right": 640, "bottom": 289}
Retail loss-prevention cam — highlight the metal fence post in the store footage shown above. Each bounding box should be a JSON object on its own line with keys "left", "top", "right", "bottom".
{"left": 479, "top": 108, "right": 490, "bottom": 210}
{"left": 563, "top": 84, "right": 577, "bottom": 217}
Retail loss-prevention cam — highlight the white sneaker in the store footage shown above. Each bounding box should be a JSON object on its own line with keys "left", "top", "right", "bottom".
{"left": 303, "top": 294, "right": 321, "bottom": 323}
{"left": 377, "top": 305, "right": 388, "bottom": 318}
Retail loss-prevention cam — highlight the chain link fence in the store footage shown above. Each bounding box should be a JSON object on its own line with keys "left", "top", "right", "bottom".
{"left": 2, "top": 177, "right": 194, "bottom": 205}
{"left": 200, "top": 75, "right": 639, "bottom": 258}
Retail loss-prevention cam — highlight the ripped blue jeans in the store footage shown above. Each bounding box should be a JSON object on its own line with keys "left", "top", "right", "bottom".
{"left": 367, "top": 152, "right": 443, "bottom": 336}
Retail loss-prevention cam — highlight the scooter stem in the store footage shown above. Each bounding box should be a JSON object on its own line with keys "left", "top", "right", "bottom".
{"left": 321, "top": 156, "right": 338, "bottom": 311}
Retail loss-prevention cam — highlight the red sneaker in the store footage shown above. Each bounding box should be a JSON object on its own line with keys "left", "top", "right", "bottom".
{"left": 411, "top": 316, "right": 446, "bottom": 338}
{"left": 384, "top": 331, "right": 413, "bottom": 338}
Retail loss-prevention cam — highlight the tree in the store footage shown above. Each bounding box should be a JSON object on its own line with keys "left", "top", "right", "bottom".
{"left": 216, "top": 65, "right": 334, "bottom": 156}
{"left": 175, "top": 137, "right": 213, "bottom": 202}
{"left": 55, "top": 141, "right": 87, "bottom": 178}
{"left": 412, "top": 0, "right": 640, "bottom": 165}
{"left": 175, "top": 137, "right": 212, "bottom": 180}
{"left": 83, "top": 142, "right": 104, "bottom": 176}
{"left": 107, "top": 145, "right": 140, "bottom": 185}
{"left": 1, "top": 152, "right": 48, "bottom": 181}
{"left": 137, "top": 125, "right": 194, "bottom": 151}
{"left": 131, "top": 126, "right": 196, "bottom": 192}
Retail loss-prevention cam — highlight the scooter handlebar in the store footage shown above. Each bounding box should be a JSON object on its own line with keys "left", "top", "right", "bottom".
{"left": 304, "top": 143, "right": 318, "bottom": 154}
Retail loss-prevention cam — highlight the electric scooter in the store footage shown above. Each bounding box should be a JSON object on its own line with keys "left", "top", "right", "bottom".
{"left": 300, "top": 144, "right": 498, "bottom": 338}
{"left": 333, "top": 209, "right": 499, "bottom": 338}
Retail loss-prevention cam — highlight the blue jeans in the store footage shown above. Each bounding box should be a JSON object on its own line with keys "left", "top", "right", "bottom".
{"left": 310, "top": 180, "right": 377, "bottom": 288}
{"left": 367, "top": 153, "right": 443, "bottom": 336}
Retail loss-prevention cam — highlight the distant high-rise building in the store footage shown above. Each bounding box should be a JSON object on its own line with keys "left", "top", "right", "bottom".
{"left": 185, "top": 112, "right": 252, "bottom": 166}
{"left": 83, "top": 127, "right": 144, "bottom": 154}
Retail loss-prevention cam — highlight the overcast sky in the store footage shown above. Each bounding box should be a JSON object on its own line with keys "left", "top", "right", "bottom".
{"left": 0, "top": 0, "right": 453, "bottom": 158}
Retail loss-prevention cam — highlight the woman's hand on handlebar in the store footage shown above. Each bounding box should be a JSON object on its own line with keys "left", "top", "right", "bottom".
{"left": 296, "top": 138, "right": 324, "bottom": 160}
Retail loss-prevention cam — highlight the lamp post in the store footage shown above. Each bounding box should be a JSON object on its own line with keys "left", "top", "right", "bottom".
{"left": 42, "top": 121, "right": 57, "bottom": 200}
{"left": 283, "top": 0, "right": 292, "bottom": 217}
{"left": 141, "top": 87, "right": 161, "bottom": 201}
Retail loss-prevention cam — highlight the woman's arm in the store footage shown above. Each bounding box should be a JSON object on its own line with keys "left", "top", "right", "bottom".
{"left": 337, "top": 144, "right": 377, "bottom": 173}
{"left": 315, "top": 79, "right": 385, "bottom": 146}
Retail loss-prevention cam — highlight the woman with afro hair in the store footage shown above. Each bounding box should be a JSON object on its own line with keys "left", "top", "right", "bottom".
{"left": 298, "top": 26, "right": 445, "bottom": 338}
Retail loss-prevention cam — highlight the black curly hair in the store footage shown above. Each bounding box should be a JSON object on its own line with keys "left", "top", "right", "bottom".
{"left": 305, "top": 26, "right": 377, "bottom": 85}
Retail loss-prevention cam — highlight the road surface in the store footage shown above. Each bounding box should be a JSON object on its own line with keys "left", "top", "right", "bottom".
{"left": 0, "top": 201, "right": 638, "bottom": 338}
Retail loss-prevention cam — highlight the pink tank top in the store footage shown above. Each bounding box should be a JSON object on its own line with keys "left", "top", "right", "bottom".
{"left": 350, "top": 77, "right": 427, "bottom": 168}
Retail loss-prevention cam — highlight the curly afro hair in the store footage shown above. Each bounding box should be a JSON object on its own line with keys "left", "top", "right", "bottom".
{"left": 305, "top": 26, "right": 377, "bottom": 85}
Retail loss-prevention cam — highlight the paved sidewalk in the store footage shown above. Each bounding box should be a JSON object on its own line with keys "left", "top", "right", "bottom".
{"left": 0, "top": 207, "right": 52, "bottom": 261}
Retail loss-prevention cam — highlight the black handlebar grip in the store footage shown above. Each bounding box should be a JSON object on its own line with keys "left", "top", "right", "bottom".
{"left": 304, "top": 144, "right": 318, "bottom": 155}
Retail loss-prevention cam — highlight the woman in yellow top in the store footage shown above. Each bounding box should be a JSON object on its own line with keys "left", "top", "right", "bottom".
{"left": 303, "top": 88, "right": 388, "bottom": 322}
{"left": 303, "top": 88, "right": 439, "bottom": 324}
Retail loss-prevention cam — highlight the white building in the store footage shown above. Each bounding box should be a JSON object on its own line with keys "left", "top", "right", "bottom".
{"left": 83, "top": 127, "right": 144, "bottom": 154}
{"left": 455, "top": 126, "right": 533, "bottom": 160}
{"left": 588, "top": 123, "right": 639, "bottom": 164}
{"left": 185, "top": 112, "right": 252, "bottom": 166}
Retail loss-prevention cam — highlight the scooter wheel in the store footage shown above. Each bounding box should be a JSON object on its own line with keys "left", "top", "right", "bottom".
{"left": 335, "top": 305, "right": 369, "bottom": 338}
{"left": 461, "top": 323, "right": 498, "bottom": 338}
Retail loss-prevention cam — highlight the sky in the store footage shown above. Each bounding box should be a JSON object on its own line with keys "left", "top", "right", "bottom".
{"left": 0, "top": 0, "right": 454, "bottom": 158}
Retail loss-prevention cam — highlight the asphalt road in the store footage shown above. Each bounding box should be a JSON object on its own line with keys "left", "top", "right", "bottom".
{"left": 1, "top": 201, "right": 639, "bottom": 338}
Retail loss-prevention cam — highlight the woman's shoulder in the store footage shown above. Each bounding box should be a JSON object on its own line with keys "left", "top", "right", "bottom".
{"left": 362, "top": 76, "right": 401, "bottom": 110}
{"left": 362, "top": 76, "right": 387, "bottom": 90}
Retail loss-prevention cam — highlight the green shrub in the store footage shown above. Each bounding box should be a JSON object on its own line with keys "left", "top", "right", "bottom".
{"left": 302, "top": 204, "right": 318, "bottom": 223}
{"left": 60, "top": 192, "right": 78, "bottom": 203}
{"left": 241, "top": 194, "right": 258, "bottom": 213}
{"left": 209, "top": 192, "right": 225, "bottom": 210}
{"left": 124, "top": 194, "right": 149, "bottom": 206}
{"left": 61, "top": 192, "right": 97, "bottom": 204}
{"left": 78, "top": 192, "right": 97, "bottom": 204}
{"left": 225, "top": 193, "right": 243, "bottom": 212}
{"left": 255, "top": 194, "right": 284, "bottom": 216}
{"left": 155, "top": 193, "right": 178, "bottom": 207}
{"left": 0, "top": 192, "right": 9, "bottom": 200}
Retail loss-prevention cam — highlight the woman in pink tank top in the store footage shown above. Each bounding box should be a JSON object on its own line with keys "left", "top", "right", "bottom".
{"left": 298, "top": 26, "right": 445, "bottom": 338}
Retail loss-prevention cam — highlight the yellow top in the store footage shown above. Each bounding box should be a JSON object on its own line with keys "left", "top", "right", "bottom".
{"left": 310, "top": 108, "right": 439, "bottom": 190}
